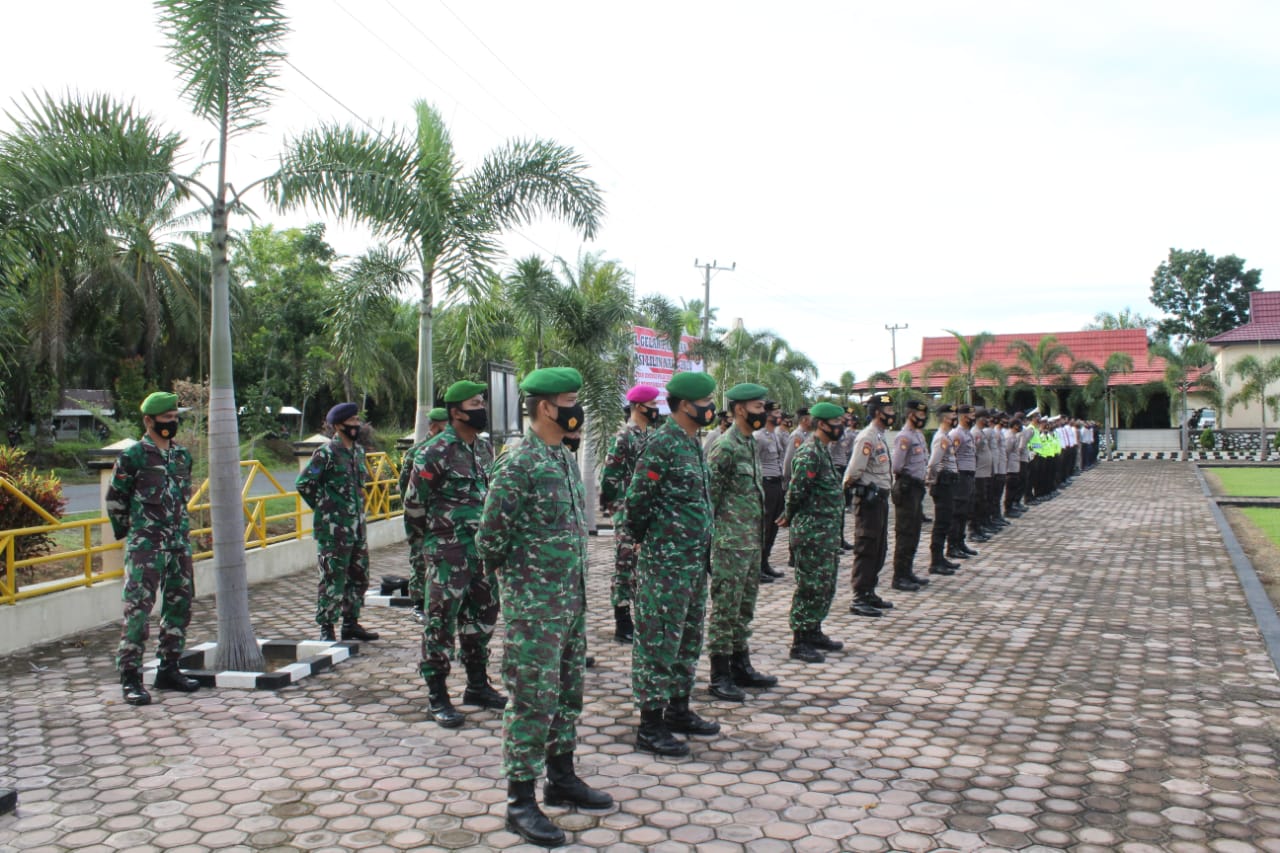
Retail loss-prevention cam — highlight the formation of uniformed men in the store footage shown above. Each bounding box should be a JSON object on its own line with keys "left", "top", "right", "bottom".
{"left": 110, "top": 372, "right": 1099, "bottom": 848}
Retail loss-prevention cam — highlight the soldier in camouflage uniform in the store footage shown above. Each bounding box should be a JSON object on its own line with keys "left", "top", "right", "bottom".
{"left": 476, "top": 367, "right": 612, "bottom": 848}
{"left": 403, "top": 381, "right": 504, "bottom": 728}
{"left": 296, "top": 403, "right": 378, "bottom": 643}
{"left": 400, "top": 406, "right": 449, "bottom": 621}
{"left": 705, "top": 382, "right": 777, "bottom": 702}
{"left": 624, "top": 370, "right": 720, "bottom": 758}
{"left": 779, "top": 401, "right": 847, "bottom": 664}
{"left": 600, "top": 384, "right": 661, "bottom": 644}
{"left": 108, "top": 391, "right": 200, "bottom": 706}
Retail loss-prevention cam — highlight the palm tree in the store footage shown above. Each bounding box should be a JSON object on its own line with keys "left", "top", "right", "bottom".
{"left": 1149, "top": 339, "right": 1215, "bottom": 454}
{"left": 1226, "top": 354, "right": 1280, "bottom": 461}
{"left": 1076, "top": 352, "right": 1134, "bottom": 459}
{"left": 1007, "top": 335, "right": 1074, "bottom": 414}
{"left": 268, "top": 100, "right": 604, "bottom": 440}
{"left": 679, "top": 297, "right": 714, "bottom": 341}
{"left": 821, "top": 371, "right": 857, "bottom": 406}
{"left": 1085, "top": 307, "right": 1155, "bottom": 333}
{"left": 751, "top": 334, "right": 817, "bottom": 413}
{"left": 326, "top": 245, "right": 417, "bottom": 406}
{"left": 925, "top": 329, "right": 996, "bottom": 404}
{"left": 505, "top": 256, "right": 560, "bottom": 371}
{"left": 975, "top": 362, "right": 1020, "bottom": 410}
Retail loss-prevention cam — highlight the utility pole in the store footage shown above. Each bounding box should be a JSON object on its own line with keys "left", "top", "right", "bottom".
{"left": 885, "top": 322, "right": 908, "bottom": 369}
{"left": 694, "top": 259, "right": 735, "bottom": 342}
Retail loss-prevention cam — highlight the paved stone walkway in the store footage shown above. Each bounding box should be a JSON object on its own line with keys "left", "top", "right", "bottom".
{"left": 3, "top": 463, "right": 1280, "bottom": 852}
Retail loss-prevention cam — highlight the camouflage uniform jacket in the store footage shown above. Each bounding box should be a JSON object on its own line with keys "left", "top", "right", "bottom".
{"left": 600, "top": 422, "right": 650, "bottom": 512}
{"left": 706, "top": 427, "right": 764, "bottom": 550}
{"left": 622, "top": 418, "right": 713, "bottom": 556}
{"left": 296, "top": 437, "right": 368, "bottom": 542}
{"left": 105, "top": 436, "right": 193, "bottom": 552}
{"left": 475, "top": 429, "right": 587, "bottom": 619}
{"left": 782, "top": 435, "right": 842, "bottom": 532}
{"left": 402, "top": 425, "right": 493, "bottom": 558}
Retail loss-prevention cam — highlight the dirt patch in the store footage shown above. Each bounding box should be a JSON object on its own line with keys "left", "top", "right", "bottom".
{"left": 1222, "top": 505, "right": 1280, "bottom": 616}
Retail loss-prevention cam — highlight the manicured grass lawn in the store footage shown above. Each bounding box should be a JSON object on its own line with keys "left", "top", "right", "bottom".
{"left": 1213, "top": 468, "right": 1280, "bottom": 497}
{"left": 1241, "top": 507, "right": 1280, "bottom": 548}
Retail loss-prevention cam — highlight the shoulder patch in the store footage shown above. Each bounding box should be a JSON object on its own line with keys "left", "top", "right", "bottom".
{"left": 807, "top": 470, "right": 816, "bottom": 479}
{"left": 862, "top": 444, "right": 872, "bottom": 456}
{"left": 646, "top": 470, "right": 661, "bottom": 481}
{"left": 899, "top": 438, "right": 910, "bottom": 449}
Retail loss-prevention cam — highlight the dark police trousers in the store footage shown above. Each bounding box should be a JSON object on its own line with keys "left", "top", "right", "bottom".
{"left": 891, "top": 476, "right": 926, "bottom": 579}
{"left": 948, "top": 471, "right": 976, "bottom": 549}
{"left": 929, "top": 471, "right": 957, "bottom": 563}
{"left": 852, "top": 490, "right": 890, "bottom": 595}
{"left": 761, "top": 476, "right": 785, "bottom": 570}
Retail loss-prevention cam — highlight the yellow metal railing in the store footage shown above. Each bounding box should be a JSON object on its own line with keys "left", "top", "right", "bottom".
{"left": 0, "top": 451, "right": 403, "bottom": 605}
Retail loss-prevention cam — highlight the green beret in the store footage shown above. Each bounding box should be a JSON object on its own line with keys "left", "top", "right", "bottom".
{"left": 443, "top": 380, "right": 487, "bottom": 404}
{"left": 428, "top": 407, "right": 449, "bottom": 422}
{"left": 725, "top": 383, "right": 768, "bottom": 402}
{"left": 665, "top": 371, "right": 716, "bottom": 401}
{"left": 520, "top": 367, "right": 583, "bottom": 395}
{"left": 140, "top": 392, "right": 179, "bottom": 416}
{"left": 810, "top": 402, "right": 844, "bottom": 420}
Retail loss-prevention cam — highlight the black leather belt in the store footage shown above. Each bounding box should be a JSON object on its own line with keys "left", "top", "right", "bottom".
{"left": 763, "top": 476, "right": 782, "bottom": 483}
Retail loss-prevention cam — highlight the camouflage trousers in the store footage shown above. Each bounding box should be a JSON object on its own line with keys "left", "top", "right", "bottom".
{"left": 315, "top": 539, "right": 369, "bottom": 627}
{"left": 706, "top": 545, "right": 761, "bottom": 656}
{"left": 501, "top": 606, "right": 585, "bottom": 781}
{"left": 407, "top": 533, "right": 429, "bottom": 603}
{"left": 116, "top": 548, "right": 194, "bottom": 672}
{"left": 632, "top": 547, "right": 708, "bottom": 711}
{"left": 789, "top": 522, "right": 840, "bottom": 633}
{"left": 418, "top": 545, "right": 498, "bottom": 681}
{"left": 610, "top": 506, "right": 637, "bottom": 607}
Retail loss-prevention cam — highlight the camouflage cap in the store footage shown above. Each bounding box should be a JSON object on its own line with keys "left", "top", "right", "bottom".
{"left": 810, "top": 401, "right": 844, "bottom": 420}
{"left": 140, "top": 392, "right": 179, "bottom": 416}
{"left": 428, "top": 407, "right": 449, "bottom": 422}
{"left": 442, "top": 380, "right": 487, "bottom": 403}
{"left": 725, "top": 382, "right": 768, "bottom": 402}
{"left": 520, "top": 367, "right": 583, "bottom": 395}
{"left": 665, "top": 371, "right": 716, "bottom": 400}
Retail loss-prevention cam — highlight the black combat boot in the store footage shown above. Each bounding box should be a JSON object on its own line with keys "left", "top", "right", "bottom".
{"left": 613, "top": 605, "right": 634, "bottom": 643}
{"left": 864, "top": 592, "right": 894, "bottom": 610}
{"left": 969, "top": 530, "right": 992, "bottom": 543}
{"left": 790, "top": 631, "right": 825, "bottom": 662}
{"left": 462, "top": 662, "right": 507, "bottom": 709}
{"left": 808, "top": 628, "right": 844, "bottom": 652}
{"left": 908, "top": 572, "right": 931, "bottom": 587}
{"left": 849, "top": 596, "right": 884, "bottom": 618}
{"left": 958, "top": 543, "right": 979, "bottom": 557}
{"left": 637, "top": 707, "right": 689, "bottom": 757}
{"left": 341, "top": 619, "right": 379, "bottom": 641}
{"left": 506, "top": 778, "right": 565, "bottom": 848}
{"left": 153, "top": 660, "right": 199, "bottom": 692}
{"left": 121, "top": 670, "right": 151, "bottom": 706}
{"left": 544, "top": 751, "right": 614, "bottom": 809}
{"left": 707, "top": 655, "right": 745, "bottom": 702}
{"left": 319, "top": 624, "right": 336, "bottom": 641}
{"left": 891, "top": 574, "right": 922, "bottom": 592}
{"left": 664, "top": 696, "right": 720, "bottom": 736}
{"left": 426, "top": 675, "right": 464, "bottom": 728}
{"left": 730, "top": 649, "right": 778, "bottom": 688}
{"left": 758, "top": 569, "right": 774, "bottom": 584}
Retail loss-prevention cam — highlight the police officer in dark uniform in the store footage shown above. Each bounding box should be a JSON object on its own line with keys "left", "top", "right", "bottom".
{"left": 947, "top": 404, "right": 980, "bottom": 562}
{"left": 926, "top": 404, "right": 961, "bottom": 575}
{"left": 889, "top": 400, "right": 931, "bottom": 592}
{"left": 843, "top": 394, "right": 895, "bottom": 617}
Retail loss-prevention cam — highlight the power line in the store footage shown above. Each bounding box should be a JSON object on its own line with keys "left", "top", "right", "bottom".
{"left": 433, "top": 0, "right": 623, "bottom": 180}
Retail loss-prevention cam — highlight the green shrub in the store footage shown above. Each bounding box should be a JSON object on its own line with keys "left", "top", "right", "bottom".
{"left": 1199, "top": 428, "right": 1216, "bottom": 450}
{"left": 0, "top": 446, "right": 69, "bottom": 559}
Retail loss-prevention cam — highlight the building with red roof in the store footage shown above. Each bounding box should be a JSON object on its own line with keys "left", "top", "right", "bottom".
{"left": 1208, "top": 291, "right": 1280, "bottom": 430}
{"left": 852, "top": 328, "right": 1180, "bottom": 427}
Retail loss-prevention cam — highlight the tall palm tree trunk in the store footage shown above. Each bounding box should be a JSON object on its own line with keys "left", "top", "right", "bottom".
{"left": 414, "top": 262, "right": 435, "bottom": 441}
{"left": 209, "top": 139, "right": 262, "bottom": 671}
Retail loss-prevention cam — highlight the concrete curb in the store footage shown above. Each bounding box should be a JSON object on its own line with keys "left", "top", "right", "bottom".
{"left": 141, "top": 639, "right": 360, "bottom": 690}
{"left": 1194, "top": 464, "right": 1280, "bottom": 675}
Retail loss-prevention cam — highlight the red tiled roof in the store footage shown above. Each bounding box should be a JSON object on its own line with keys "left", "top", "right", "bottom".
{"left": 853, "top": 329, "right": 1172, "bottom": 391}
{"left": 1208, "top": 292, "right": 1280, "bottom": 344}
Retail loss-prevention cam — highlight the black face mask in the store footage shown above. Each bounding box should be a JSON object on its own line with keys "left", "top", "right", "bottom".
{"left": 746, "top": 412, "right": 767, "bottom": 431}
{"left": 911, "top": 413, "right": 926, "bottom": 428}
{"left": 153, "top": 419, "right": 180, "bottom": 440}
{"left": 458, "top": 407, "right": 488, "bottom": 431}
{"left": 552, "top": 403, "right": 585, "bottom": 433}
{"left": 822, "top": 421, "right": 844, "bottom": 442}
{"left": 639, "top": 405, "right": 659, "bottom": 423}
{"left": 341, "top": 424, "right": 361, "bottom": 441}
{"left": 687, "top": 401, "right": 715, "bottom": 426}
{"left": 877, "top": 411, "right": 895, "bottom": 428}
{"left": 562, "top": 435, "right": 581, "bottom": 453}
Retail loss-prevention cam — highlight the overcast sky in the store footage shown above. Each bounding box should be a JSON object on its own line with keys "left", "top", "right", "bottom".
{"left": 3, "top": 1, "right": 1278, "bottom": 385}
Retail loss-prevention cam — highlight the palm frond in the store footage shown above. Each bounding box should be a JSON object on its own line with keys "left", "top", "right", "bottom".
{"left": 464, "top": 138, "right": 604, "bottom": 239}
{"left": 156, "top": 0, "right": 289, "bottom": 135}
